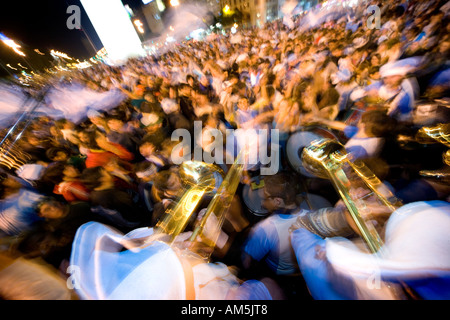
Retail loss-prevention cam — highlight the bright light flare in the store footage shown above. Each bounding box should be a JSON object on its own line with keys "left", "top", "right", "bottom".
{"left": 134, "top": 20, "right": 145, "bottom": 33}
{"left": 6, "top": 64, "right": 18, "bottom": 70}
{"left": 1, "top": 39, "right": 26, "bottom": 56}
{"left": 51, "top": 50, "right": 73, "bottom": 60}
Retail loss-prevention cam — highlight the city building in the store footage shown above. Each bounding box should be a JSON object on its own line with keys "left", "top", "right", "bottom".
{"left": 218, "top": 0, "right": 320, "bottom": 27}
{"left": 141, "top": 0, "right": 166, "bottom": 35}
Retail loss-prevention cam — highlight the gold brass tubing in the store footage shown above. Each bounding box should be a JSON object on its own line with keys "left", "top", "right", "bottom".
{"left": 189, "top": 150, "right": 245, "bottom": 250}
{"left": 302, "top": 139, "right": 401, "bottom": 254}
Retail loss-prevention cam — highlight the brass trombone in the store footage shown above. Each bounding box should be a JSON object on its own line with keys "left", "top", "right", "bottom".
{"left": 301, "top": 139, "right": 427, "bottom": 300}
{"left": 150, "top": 149, "right": 246, "bottom": 259}
{"left": 188, "top": 150, "right": 245, "bottom": 257}
{"left": 301, "top": 139, "right": 403, "bottom": 254}
{"left": 155, "top": 160, "right": 225, "bottom": 242}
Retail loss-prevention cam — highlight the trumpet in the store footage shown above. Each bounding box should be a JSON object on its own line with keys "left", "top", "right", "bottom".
{"left": 301, "top": 139, "right": 403, "bottom": 254}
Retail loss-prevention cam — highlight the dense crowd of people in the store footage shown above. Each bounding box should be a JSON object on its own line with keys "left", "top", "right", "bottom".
{"left": 0, "top": 0, "right": 449, "bottom": 300}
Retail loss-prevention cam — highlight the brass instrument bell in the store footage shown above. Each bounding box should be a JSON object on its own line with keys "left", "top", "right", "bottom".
{"left": 155, "top": 161, "right": 224, "bottom": 241}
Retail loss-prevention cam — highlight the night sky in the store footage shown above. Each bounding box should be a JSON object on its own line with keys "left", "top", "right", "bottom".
{"left": 0, "top": 0, "right": 153, "bottom": 77}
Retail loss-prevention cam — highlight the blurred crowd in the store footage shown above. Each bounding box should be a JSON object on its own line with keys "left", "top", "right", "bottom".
{"left": 0, "top": 0, "right": 449, "bottom": 300}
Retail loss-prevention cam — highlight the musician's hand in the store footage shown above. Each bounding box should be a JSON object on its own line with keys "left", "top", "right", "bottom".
{"left": 300, "top": 112, "right": 316, "bottom": 125}
{"left": 184, "top": 239, "right": 214, "bottom": 258}
{"left": 314, "top": 244, "right": 327, "bottom": 261}
{"left": 366, "top": 88, "right": 379, "bottom": 98}
{"left": 348, "top": 187, "right": 393, "bottom": 228}
{"left": 240, "top": 173, "right": 251, "bottom": 185}
{"left": 349, "top": 187, "right": 370, "bottom": 199}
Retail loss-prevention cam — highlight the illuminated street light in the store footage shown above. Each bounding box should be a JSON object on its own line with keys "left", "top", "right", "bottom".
{"left": 134, "top": 20, "right": 145, "bottom": 34}
{"left": 156, "top": 0, "right": 166, "bottom": 11}
{"left": 223, "top": 4, "right": 234, "bottom": 16}
{"left": 6, "top": 64, "right": 18, "bottom": 70}
{"left": 50, "top": 50, "right": 73, "bottom": 60}
{"left": 0, "top": 33, "right": 26, "bottom": 57}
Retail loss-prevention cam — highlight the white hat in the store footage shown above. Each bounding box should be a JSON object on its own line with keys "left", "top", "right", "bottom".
{"left": 380, "top": 57, "right": 423, "bottom": 78}
{"left": 287, "top": 53, "right": 298, "bottom": 64}
{"left": 70, "top": 222, "right": 187, "bottom": 300}
{"left": 353, "top": 37, "right": 369, "bottom": 49}
{"left": 141, "top": 112, "right": 163, "bottom": 127}
{"left": 273, "top": 63, "right": 286, "bottom": 73}
{"left": 380, "top": 64, "right": 412, "bottom": 78}
{"left": 325, "top": 201, "right": 450, "bottom": 298}
{"left": 331, "top": 68, "right": 352, "bottom": 84}
{"left": 87, "top": 109, "right": 101, "bottom": 119}
{"left": 16, "top": 164, "right": 45, "bottom": 181}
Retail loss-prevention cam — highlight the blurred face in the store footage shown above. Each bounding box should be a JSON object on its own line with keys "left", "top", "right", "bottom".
{"left": 333, "top": 48, "right": 343, "bottom": 57}
{"left": 99, "top": 168, "right": 114, "bottom": 185}
{"left": 383, "top": 75, "right": 403, "bottom": 88}
{"left": 262, "top": 189, "right": 279, "bottom": 212}
{"left": 28, "top": 136, "right": 40, "bottom": 146}
{"left": 90, "top": 116, "right": 104, "bottom": 126}
{"left": 371, "top": 55, "right": 380, "bottom": 66}
{"left": 135, "top": 85, "right": 145, "bottom": 97}
{"left": 179, "top": 86, "right": 191, "bottom": 97}
{"left": 53, "top": 151, "right": 68, "bottom": 162}
{"left": 49, "top": 126, "right": 59, "bottom": 136}
{"left": 439, "top": 41, "right": 450, "bottom": 55}
{"left": 2, "top": 176, "right": 22, "bottom": 189}
{"left": 39, "top": 202, "right": 65, "bottom": 219}
{"left": 169, "top": 87, "right": 177, "bottom": 99}
{"left": 195, "top": 93, "right": 208, "bottom": 105}
{"left": 237, "top": 98, "right": 249, "bottom": 110}
{"left": 140, "top": 142, "right": 155, "bottom": 158}
{"left": 144, "top": 94, "right": 155, "bottom": 102}
{"left": 78, "top": 132, "right": 90, "bottom": 144}
{"left": 107, "top": 119, "right": 123, "bottom": 131}
{"left": 167, "top": 173, "right": 181, "bottom": 191}
{"left": 63, "top": 165, "right": 79, "bottom": 178}
{"left": 378, "top": 43, "right": 387, "bottom": 53}
{"left": 200, "top": 76, "right": 209, "bottom": 86}
{"left": 352, "top": 52, "right": 362, "bottom": 63}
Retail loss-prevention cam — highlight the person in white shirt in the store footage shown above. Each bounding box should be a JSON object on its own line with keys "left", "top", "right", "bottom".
{"left": 241, "top": 173, "right": 312, "bottom": 299}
